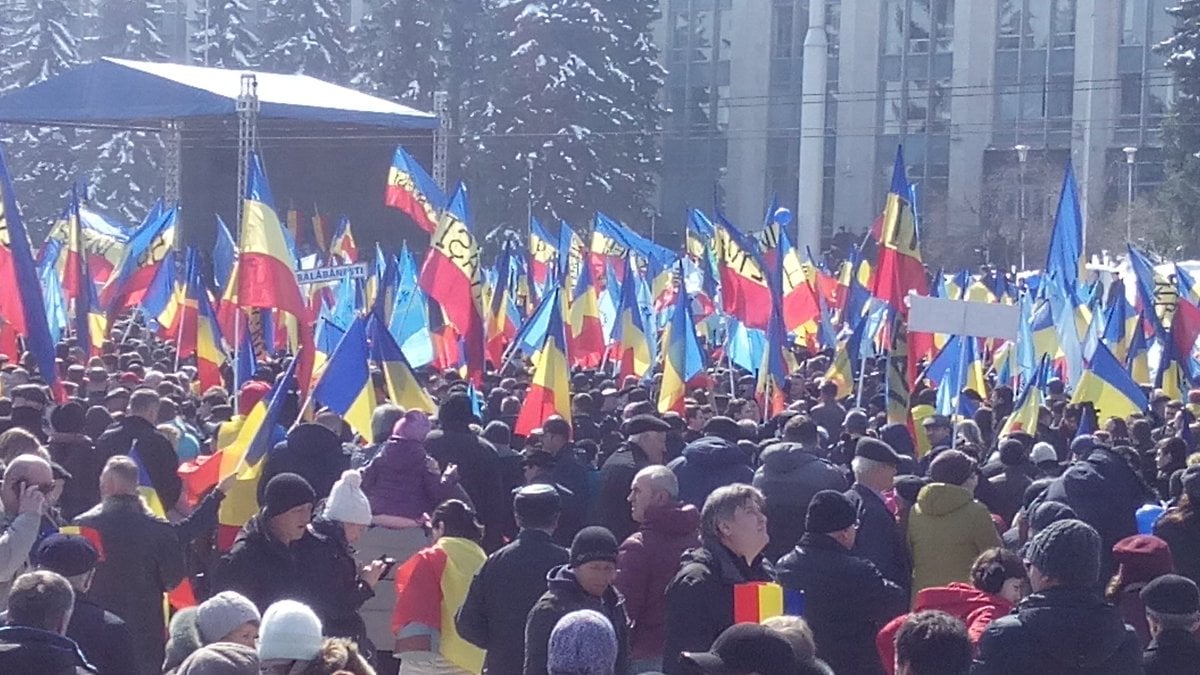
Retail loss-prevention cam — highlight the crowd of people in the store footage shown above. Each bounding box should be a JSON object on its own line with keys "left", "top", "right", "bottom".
{"left": 0, "top": 321, "right": 1198, "bottom": 675}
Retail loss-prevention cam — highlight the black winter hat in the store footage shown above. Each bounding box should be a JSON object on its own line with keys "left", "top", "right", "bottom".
{"left": 805, "top": 489, "right": 858, "bottom": 535}
{"left": 570, "top": 526, "right": 619, "bottom": 567}
{"left": 261, "top": 472, "right": 316, "bottom": 520}
{"left": 33, "top": 533, "right": 98, "bottom": 577}
{"left": 855, "top": 437, "right": 903, "bottom": 466}
{"left": 703, "top": 416, "right": 742, "bottom": 443}
{"left": 1028, "top": 501, "right": 1076, "bottom": 533}
{"left": 1024, "top": 518, "right": 1100, "bottom": 587}
{"left": 50, "top": 401, "right": 86, "bottom": 434}
{"left": 681, "top": 622, "right": 797, "bottom": 675}
{"left": 1141, "top": 574, "right": 1200, "bottom": 616}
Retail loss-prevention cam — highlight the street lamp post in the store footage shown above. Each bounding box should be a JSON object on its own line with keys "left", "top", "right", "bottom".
{"left": 1123, "top": 147, "right": 1138, "bottom": 244}
{"left": 525, "top": 152, "right": 537, "bottom": 233}
{"left": 1015, "top": 144, "right": 1030, "bottom": 271}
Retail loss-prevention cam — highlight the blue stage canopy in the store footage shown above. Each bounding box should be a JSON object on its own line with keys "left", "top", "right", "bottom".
{"left": 0, "top": 58, "right": 437, "bottom": 131}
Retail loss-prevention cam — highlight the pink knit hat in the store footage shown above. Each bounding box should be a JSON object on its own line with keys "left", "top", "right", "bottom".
{"left": 393, "top": 410, "right": 431, "bottom": 441}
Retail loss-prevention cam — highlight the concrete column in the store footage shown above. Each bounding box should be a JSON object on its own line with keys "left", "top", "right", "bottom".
{"left": 1074, "top": 0, "right": 1120, "bottom": 253}
{"left": 724, "top": 0, "right": 772, "bottom": 229}
{"left": 947, "top": 0, "right": 997, "bottom": 236}
{"left": 833, "top": 0, "right": 883, "bottom": 233}
{"left": 796, "top": 0, "right": 828, "bottom": 254}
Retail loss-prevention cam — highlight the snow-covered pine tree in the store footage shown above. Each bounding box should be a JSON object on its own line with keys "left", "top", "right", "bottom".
{"left": 258, "top": 0, "right": 351, "bottom": 82}
{"left": 0, "top": 0, "right": 84, "bottom": 233}
{"left": 82, "top": 0, "right": 168, "bottom": 221}
{"left": 1159, "top": 0, "right": 1200, "bottom": 248}
{"left": 190, "top": 0, "right": 260, "bottom": 68}
{"left": 349, "top": 0, "right": 441, "bottom": 104}
{"left": 462, "top": 0, "right": 664, "bottom": 230}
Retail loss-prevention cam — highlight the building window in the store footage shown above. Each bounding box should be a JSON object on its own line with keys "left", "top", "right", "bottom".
{"left": 1045, "top": 75, "right": 1074, "bottom": 118}
{"left": 998, "top": 0, "right": 1021, "bottom": 50}
{"left": 772, "top": 4, "right": 793, "bottom": 59}
{"left": 826, "top": 1, "right": 841, "bottom": 56}
{"left": 1051, "top": 0, "right": 1076, "bottom": 48}
{"left": 1121, "top": 73, "right": 1143, "bottom": 116}
{"left": 884, "top": 0, "right": 905, "bottom": 55}
{"left": 884, "top": 81, "right": 905, "bottom": 134}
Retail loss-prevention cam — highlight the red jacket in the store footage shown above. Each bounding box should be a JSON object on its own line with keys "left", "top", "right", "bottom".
{"left": 876, "top": 583, "right": 1013, "bottom": 675}
{"left": 615, "top": 501, "right": 701, "bottom": 660}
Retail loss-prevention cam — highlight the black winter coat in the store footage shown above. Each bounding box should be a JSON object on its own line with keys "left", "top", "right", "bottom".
{"left": 211, "top": 512, "right": 311, "bottom": 612}
{"left": 1144, "top": 628, "right": 1200, "bottom": 675}
{"left": 596, "top": 442, "right": 652, "bottom": 543}
{"left": 73, "top": 494, "right": 185, "bottom": 675}
{"left": 0, "top": 626, "right": 94, "bottom": 674}
{"left": 47, "top": 433, "right": 101, "bottom": 520}
{"left": 425, "top": 428, "right": 508, "bottom": 551}
{"left": 65, "top": 597, "right": 137, "bottom": 675}
{"left": 845, "top": 483, "right": 911, "bottom": 592}
{"left": 524, "top": 565, "right": 630, "bottom": 675}
{"left": 667, "top": 436, "right": 754, "bottom": 509}
{"left": 297, "top": 518, "right": 375, "bottom": 651}
{"left": 1153, "top": 512, "right": 1200, "bottom": 588}
{"left": 456, "top": 529, "right": 569, "bottom": 675}
{"left": 661, "top": 543, "right": 774, "bottom": 675}
{"left": 752, "top": 442, "right": 846, "bottom": 562}
{"left": 257, "top": 423, "right": 350, "bottom": 505}
{"left": 972, "top": 586, "right": 1143, "bottom": 674}
{"left": 95, "top": 416, "right": 182, "bottom": 510}
{"left": 1044, "top": 447, "right": 1149, "bottom": 579}
{"left": 775, "top": 533, "right": 907, "bottom": 675}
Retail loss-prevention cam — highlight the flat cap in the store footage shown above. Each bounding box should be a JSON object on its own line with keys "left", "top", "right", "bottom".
{"left": 33, "top": 533, "right": 99, "bottom": 577}
{"left": 855, "top": 437, "right": 903, "bottom": 466}
{"left": 626, "top": 414, "right": 671, "bottom": 435}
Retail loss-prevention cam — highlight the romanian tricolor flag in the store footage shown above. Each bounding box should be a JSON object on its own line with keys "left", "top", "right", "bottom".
{"left": 529, "top": 217, "right": 557, "bottom": 290}
{"left": 559, "top": 222, "right": 586, "bottom": 296}
{"left": 385, "top": 145, "right": 446, "bottom": 234}
{"left": 312, "top": 316, "right": 376, "bottom": 441}
{"left": 0, "top": 147, "right": 60, "bottom": 398}
{"left": 1172, "top": 294, "right": 1200, "bottom": 385}
{"left": 589, "top": 214, "right": 630, "bottom": 293}
{"left": 100, "top": 204, "right": 177, "bottom": 310}
{"left": 181, "top": 353, "right": 299, "bottom": 550}
{"left": 733, "top": 582, "right": 804, "bottom": 623}
{"left": 329, "top": 216, "right": 359, "bottom": 264}
{"left": 872, "top": 147, "right": 928, "bottom": 315}
{"left": 130, "top": 441, "right": 167, "bottom": 517}
{"left": 485, "top": 243, "right": 520, "bottom": 366}
{"left": 658, "top": 264, "right": 702, "bottom": 414}
{"left": 714, "top": 216, "right": 771, "bottom": 330}
{"left": 367, "top": 312, "right": 435, "bottom": 414}
{"left": 418, "top": 184, "right": 486, "bottom": 384}
{"left": 515, "top": 288, "right": 572, "bottom": 436}
{"left": 612, "top": 255, "right": 651, "bottom": 380}
{"left": 311, "top": 209, "right": 331, "bottom": 254}
{"left": 567, "top": 253, "right": 606, "bottom": 368}
{"left": 392, "top": 537, "right": 487, "bottom": 674}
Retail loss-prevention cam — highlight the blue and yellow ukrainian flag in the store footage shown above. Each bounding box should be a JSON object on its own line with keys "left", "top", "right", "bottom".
{"left": 1071, "top": 341, "right": 1148, "bottom": 421}
{"left": 367, "top": 312, "right": 435, "bottom": 414}
{"left": 312, "top": 316, "right": 376, "bottom": 441}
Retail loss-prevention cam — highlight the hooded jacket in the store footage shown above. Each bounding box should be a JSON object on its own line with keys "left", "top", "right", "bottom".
{"left": 661, "top": 543, "right": 774, "bottom": 674}
{"left": 667, "top": 436, "right": 754, "bottom": 508}
{"left": 775, "top": 533, "right": 907, "bottom": 675}
{"left": 875, "top": 582, "right": 1012, "bottom": 675}
{"left": 1045, "top": 447, "right": 1149, "bottom": 578}
{"left": 615, "top": 501, "right": 701, "bottom": 660}
{"left": 523, "top": 565, "right": 630, "bottom": 675}
{"left": 257, "top": 424, "right": 350, "bottom": 505}
{"left": 360, "top": 436, "right": 458, "bottom": 520}
{"left": 753, "top": 442, "right": 846, "bottom": 561}
{"left": 906, "top": 483, "right": 1001, "bottom": 596}
{"left": 972, "top": 586, "right": 1142, "bottom": 674}
{"left": 0, "top": 625, "right": 95, "bottom": 674}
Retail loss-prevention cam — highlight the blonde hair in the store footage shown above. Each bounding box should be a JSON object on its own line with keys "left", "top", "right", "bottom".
{"left": 763, "top": 615, "right": 817, "bottom": 662}
{"left": 0, "top": 428, "right": 48, "bottom": 464}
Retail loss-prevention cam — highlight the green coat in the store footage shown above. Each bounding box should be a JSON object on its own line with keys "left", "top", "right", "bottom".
{"left": 906, "top": 483, "right": 1001, "bottom": 599}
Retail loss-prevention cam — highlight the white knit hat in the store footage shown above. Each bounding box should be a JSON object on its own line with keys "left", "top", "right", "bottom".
{"left": 258, "top": 600, "right": 323, "bottom": 662}
{"left": 323, "top": 469, "right": 373, "bottom": 526}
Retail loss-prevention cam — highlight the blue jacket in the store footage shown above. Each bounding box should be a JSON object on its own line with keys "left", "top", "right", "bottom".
{"left": 668, "top": 436, "right": 754, "bottom": 508}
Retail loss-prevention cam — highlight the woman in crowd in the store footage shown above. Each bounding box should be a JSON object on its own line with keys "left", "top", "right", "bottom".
{"left": 392, "top": 500, "right": 488, "bottom": 675}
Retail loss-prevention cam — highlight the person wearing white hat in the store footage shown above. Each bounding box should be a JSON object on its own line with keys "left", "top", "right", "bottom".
{"left": 257, "top": 600, "right": 324, "bottom": 668}
{"left": 297, "top": 470, "right": 386, "bottom": 659}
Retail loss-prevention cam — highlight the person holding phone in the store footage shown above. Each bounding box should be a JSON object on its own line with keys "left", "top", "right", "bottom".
{"left": 0, "top": 454, "right": 51, "bottom": 606}
{"left": 298, "top": 469, "right": 387, "bottom": 662}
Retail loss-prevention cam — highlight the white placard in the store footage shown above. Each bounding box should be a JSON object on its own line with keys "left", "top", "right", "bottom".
{"left": 908, "top": 295, "right": 1020, "bottom": 341}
